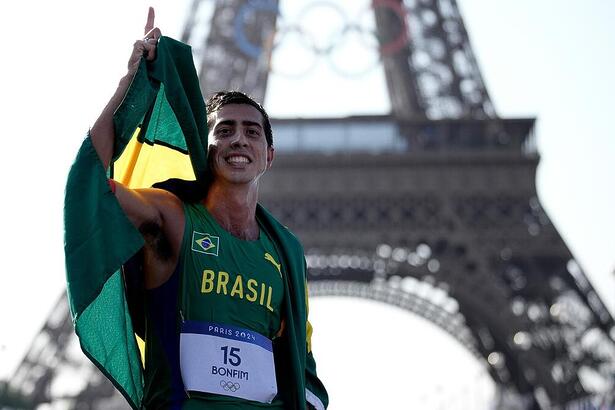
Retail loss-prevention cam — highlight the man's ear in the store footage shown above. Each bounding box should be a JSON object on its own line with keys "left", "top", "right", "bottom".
{"left": 266, "top": 146, "right": 275, "bottom": 169}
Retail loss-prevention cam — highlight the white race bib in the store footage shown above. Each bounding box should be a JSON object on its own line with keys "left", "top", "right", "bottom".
{"left": 180, "top": 321, "right": 278, "bottom": 403}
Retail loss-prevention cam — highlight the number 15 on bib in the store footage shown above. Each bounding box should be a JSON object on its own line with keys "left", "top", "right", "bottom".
{"left": 180, "top": 321, "right": 278, "bottom": 403}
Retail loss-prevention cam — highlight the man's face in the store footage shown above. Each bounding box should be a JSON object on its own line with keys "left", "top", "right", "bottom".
{"left": 207, "top": 103, "right": 274, "bottom": 186}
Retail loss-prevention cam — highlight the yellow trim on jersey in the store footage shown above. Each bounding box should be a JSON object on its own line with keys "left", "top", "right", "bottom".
{"left": 306, "top": 280, "right": 313, "bottom": 353}
{"left": 136, "top": 335, "right": 145, "bottom": 366}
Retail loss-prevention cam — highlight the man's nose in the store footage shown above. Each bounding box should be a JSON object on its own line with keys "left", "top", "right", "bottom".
{"left": 230, "top": 129, "right": 248, "bottom": 147}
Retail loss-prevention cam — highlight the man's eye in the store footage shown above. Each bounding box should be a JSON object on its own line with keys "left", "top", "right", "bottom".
{"left": 217, "top": 128, "right": 231, "bottom": 136}
{"left": 247, "top": 129, "right": 260, "bottom": 136}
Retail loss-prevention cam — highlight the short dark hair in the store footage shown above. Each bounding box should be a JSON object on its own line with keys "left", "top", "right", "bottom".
{"left": 205, "top": 91, "right": 273, "bottom": 147}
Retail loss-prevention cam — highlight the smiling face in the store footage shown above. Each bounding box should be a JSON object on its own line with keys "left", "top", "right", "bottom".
{"left": 207, "top": 103, "right": 275, "bottom": 186}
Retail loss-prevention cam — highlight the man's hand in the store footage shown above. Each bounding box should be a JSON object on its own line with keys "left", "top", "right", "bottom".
{"left": 90, "top": 6, "right": 162, "bottom": 171}
{"left": 127, "top": 7, "right": 162, "bottom": 72}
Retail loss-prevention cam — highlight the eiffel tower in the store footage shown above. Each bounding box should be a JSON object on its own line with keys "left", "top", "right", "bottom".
{"left": 6, "top": 1, "right": 615, "bottom": 409}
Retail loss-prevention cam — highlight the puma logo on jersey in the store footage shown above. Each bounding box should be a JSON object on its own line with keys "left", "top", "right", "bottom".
{"left": 192, "top": 231, "right": 220, "bottom": 256}
{"left": 264, "top": 252, "right": 281, "bottom": 276}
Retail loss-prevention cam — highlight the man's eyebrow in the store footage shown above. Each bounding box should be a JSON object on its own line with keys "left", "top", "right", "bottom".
{"left": 215, "top": 119, "right": 262, "bottom": 129}
{"left": 242, "top": 120, "right": 263, "bottom": 129}
{"left": 215, "top": 119, "right": 236, "bottom": 128}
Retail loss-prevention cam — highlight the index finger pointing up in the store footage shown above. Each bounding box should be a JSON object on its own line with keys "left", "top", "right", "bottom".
{"left": 144, "top": 7, "right": 155, "bottom": 36}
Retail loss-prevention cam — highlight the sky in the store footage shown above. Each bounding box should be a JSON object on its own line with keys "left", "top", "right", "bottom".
{"left": 0, "top": 0, "right": 613, "bottom": 408}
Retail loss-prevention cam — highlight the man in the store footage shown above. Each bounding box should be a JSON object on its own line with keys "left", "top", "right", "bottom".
{"left": 81, "top": 7, "right": 328, "bottom": 410}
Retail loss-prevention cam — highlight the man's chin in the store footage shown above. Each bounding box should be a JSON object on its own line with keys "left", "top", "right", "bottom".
{"left": 216, "top": 172, "right": 255, "bottom": 186}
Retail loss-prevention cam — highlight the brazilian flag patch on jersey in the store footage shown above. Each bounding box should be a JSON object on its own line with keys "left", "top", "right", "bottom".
{"left": 192, "top": 231, "right": 220, "bottom": 256}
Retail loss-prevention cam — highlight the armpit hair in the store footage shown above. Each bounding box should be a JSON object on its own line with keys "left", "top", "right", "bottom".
{"left": 139, "top": 221, "right": 173, "bottom": 261}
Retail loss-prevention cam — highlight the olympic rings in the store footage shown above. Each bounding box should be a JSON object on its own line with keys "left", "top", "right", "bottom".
{"left": 234, "top": 0, "right": 279, "bottom": 60}
{"left": 291, "top": 1, "right": 348, "bottom": 56}
{"left": 372, "top": 0, "right": 409, "bottom": 56}
{"left": 268, "top": 25, "right": 319, "bottom": 78}
{"left": 230, "top": 0, "right": 412, "bottom": 78}
{"left": 220, "top": 380, "right": 241, "bottom": 392}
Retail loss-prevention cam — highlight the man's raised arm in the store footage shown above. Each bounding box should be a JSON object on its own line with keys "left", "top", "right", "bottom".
{"left": 85, "top": 8, "right": 184, "bottom": 279}
{"left": 90, "top": 7, "right": 161, "bottom": 169}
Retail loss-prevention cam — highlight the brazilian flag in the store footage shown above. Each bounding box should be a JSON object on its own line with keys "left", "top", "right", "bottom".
{"left": 64, "top": 36, "right": 208, "bottom": 408}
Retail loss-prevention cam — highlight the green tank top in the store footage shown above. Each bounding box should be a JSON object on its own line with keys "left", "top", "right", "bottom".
{"left": 179, "top": 203, "right": 285, "bottom": 409}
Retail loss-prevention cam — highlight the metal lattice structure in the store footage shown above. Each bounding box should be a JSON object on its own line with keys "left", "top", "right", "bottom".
{"left": 261, "top": 115, "right": 615, "bottom": 408}
{"left": 181, "top": 0, "right": 279, "bottom": 103}
{"left": 374, "top": 0, "right": 495, "bottom": 119}
{"left": 7, "top": 1, "right": 615, "bottom": 409}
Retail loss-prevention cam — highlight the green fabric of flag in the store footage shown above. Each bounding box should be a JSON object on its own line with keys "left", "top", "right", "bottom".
{"left": 64, "top": 36, "right": 207, "bottom": 408}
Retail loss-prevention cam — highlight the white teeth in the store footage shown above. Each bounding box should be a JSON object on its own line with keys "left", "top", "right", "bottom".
{"left": 227, "top": 155, "right": 249, "bottom": 164}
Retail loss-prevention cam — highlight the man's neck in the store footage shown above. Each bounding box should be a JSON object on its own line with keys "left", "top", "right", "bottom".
{"left": 204, "top": 182, "right": 260, "bottom": 240}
